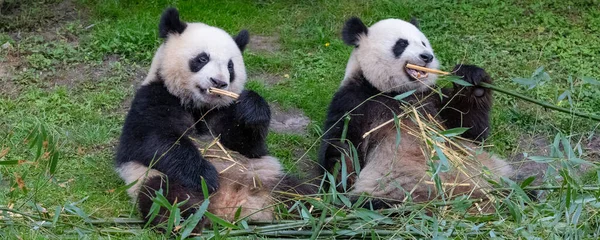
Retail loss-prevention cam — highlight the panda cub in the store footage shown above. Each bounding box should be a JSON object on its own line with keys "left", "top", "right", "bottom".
{"left": 319, "top": 17, "right": 512, "bottom": 208}
{"left": 115, "top": 8, "right": 310, "bottom": 230}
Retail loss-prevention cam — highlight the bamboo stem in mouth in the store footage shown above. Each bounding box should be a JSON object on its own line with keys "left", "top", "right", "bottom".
{"left": 208, "top": 88, "right": 240, "bottom": 99}
{"left": 406, "top": 63, "right": 450, "bottom": 76}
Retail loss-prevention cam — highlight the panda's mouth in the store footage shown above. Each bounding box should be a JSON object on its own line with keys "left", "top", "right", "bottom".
{"left": 197, "top": 85, "right": 210, "bottom": 94}
{"left": 405, "top": 66, "right": 429, "bottom": 81}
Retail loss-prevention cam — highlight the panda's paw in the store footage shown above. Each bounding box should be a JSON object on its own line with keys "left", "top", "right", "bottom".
{"left": 452, "top": 64, "right": 492, "bottom": 98}
{"left": 235, "top": 90, "right": 271, "bottom": 126}
{"left": 183, "top": 163, "right": 219, "bottom": 194}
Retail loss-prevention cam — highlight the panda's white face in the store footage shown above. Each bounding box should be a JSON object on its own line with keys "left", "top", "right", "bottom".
{"left": 343, "top": 18, "right": 440, "bottom": 93}
{"left": 158, "top": 23, "right": 247, "bottom": 108}
{"left": 144, "top": 9, "right": 249, "bottom": 108}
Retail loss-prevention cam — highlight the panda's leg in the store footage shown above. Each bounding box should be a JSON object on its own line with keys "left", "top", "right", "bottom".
{"left": 138, "top": 175, "right": 207, "bottom": 232}
{"left": 439, "top": 64, "right": 493, "bottom": 142}
{"left": 206, "top": 90, "right": 271, "bottom": 158}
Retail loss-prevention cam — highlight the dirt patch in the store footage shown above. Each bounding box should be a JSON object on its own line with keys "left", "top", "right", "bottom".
{"left": 0, "top": 63, "right": 20, "bottom": 98}
{"left": 1, "top": 0, "right": 84, "bottom": 33}
{"left": 0, "top": 51, "right": 23, "bottom": 98}
{"left": 51, "top": 55, "right": 120, "bottom": 88}
{"left": 269, "top": 103, "right": 311, "bottom": 135}
{"left": 584, "top": 134, "right": 600, "bottom": 160}
{"left": 509, "top": 135, "right": 550, "bottom": 184}
{"left": 251, "top": 72, "right": 285, "bottom": 86}
{"left": 509, "top": 133, "right": 600, "bottom": 184}
{"left": 292, "top": 149, "right": 321, "bottom": 180}
{"left": 248, "top": 35, "right": 281, "bottom": 53}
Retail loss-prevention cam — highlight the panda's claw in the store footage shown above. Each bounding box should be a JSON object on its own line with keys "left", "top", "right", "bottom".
{"left": 452, "top": 64, "right": 492, "bottom": 98}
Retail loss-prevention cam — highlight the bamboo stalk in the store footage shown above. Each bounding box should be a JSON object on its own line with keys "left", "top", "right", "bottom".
{"left": 480, "top": 82, "right": 600, "bottom": 121}
{"left": 208, "top": 88, "right": 240, "bottom": 99}
{"left": 406, "top": 63, "right": 450, "bottom": 75}
{"left": 405, "top": 64, "right": 600, "bottom": 122}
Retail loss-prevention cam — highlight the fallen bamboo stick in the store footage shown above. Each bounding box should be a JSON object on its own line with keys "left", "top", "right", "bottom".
{"left": 405, "top": 64, "right": 600, "bottom": 122}
{"left": 209, "top": 88, "right": 240, "bottom": 99}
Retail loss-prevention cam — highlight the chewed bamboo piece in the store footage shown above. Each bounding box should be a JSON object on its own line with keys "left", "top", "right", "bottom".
{"left": 209, "top": 87, "right": 240, "bottom": 99}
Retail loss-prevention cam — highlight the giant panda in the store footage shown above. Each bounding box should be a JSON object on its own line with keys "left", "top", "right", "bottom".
{"left": 318, "top": 17, "right": 513, "bottom": 209}
{"left": 115, "top": 8, "right": 312, "bottom": 231}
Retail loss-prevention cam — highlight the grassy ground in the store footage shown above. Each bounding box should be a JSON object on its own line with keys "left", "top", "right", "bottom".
{"left": 1, "top": 0, "right": 599, "bottom": 239}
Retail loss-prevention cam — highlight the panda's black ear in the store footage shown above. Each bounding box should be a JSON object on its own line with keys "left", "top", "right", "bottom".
{"left": 342, "top": 17, "right": 368, "bottom": 47}
{"left": 233, "top": 30, "right": 250, "bottom": 52}
{"left": 409, "top": 17, "right": 420, "bottom": 29}
{"left": 159, "top": 8, "right": 187, "bottom": 38}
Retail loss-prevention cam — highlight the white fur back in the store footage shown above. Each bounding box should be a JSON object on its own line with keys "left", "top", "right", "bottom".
{"left": 352, "top": 122, "right": 512, "bottom": 202}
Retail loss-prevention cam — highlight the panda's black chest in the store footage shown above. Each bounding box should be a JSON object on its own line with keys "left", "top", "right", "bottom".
{"left": 361, "top": 93, "right": 438, "bottom": 127}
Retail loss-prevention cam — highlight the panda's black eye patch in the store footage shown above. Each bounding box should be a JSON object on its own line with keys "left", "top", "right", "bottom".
{"left": 392, "top": 38, "right": 409, "bottom": 58}
{"left": 198, "top": 54, "right": 209, "bottom": 63}
{"left": 228, "top": 59, "right": 235, "bottom": 83}
{"left": 189, "top": 52, "right": 210, "bottom": 72}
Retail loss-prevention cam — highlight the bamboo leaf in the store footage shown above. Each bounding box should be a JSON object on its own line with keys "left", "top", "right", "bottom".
{"left": 204, "top": 212, "right": 239, "bottom": 229}
{"left": 52, "top": 206, "right": 62, "bottom": 226}
{"left": 167, "top": 207, "right": 180, "bottom": 233}
{"left": 393, "top": 90, "right": 416, "bottom": 101}
{"left": 341, "top": 150, "right": 348, "bottom": 192}
{"left": 502, "top": 177, "right": 532, "bottom": 202}
{"left": 145, "top": 202, "right": 161, "bottom": 228}
{"left": 201, "top": 177, "right": 209, "bottom": 199}
{"left": 338, "top": 194, "right": 352, "bottom": 208}
{"left": 152, "top": 190, "right": 171, "bottom": 208}
{"left": 0, "top": 160, "right": 19, "bottom": 165}
{"left": 350, "top": 143, "right": 361, "bottom": 175}
{"left": 393, "top": 113, "right": 401, "bottom": 149}
{"left": 528, "top": 156, "right": 555, "bottom": 163}
{"left": 440, "top": 127, "right": 469, "bottom": 137}
{"left": 450, "top": 77, "right": 473, "bottom": 87}
{"left": 569, "top": 157, "right": 591, "bottom": 165}
{"left": 532, "top": 66, "right": 545, "bottom": 78}
{"left": 582, "top": 76, "right": 600, "bottom": 85}
{"left": 433, "top": 144, "right": 450, "bottom": 173}
{"left": 49, "top": 151, "right": 59, "bottom": 174}
{"left": 233, "top": 206, "right": 242, "bottom": 221}
{"left": 181, "top": 199, "right": 209, "bottom": 239}
{"left": 35, "top": 133, "right": 43, "bottom": 160}
{"left": 354, "top": 209, "right": 394, "bottom": 225}
{"left": 558, "top": 90, "right": 570, "bottom": 101}
{"left": 520, "top": 176, "right": 536, "bottom": 188}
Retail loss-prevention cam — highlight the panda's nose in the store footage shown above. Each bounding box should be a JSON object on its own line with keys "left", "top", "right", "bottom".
{"left": 210, "top": 78, "right": 228, "bottom": 89}
{"left": 419, "top": 53, "right": 434, "bottom": 63}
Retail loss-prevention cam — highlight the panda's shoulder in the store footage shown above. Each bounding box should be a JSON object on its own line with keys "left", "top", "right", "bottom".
{"left": 335, "top": 74, "right": 379, "bottom": 100}
{"left": 128, "top": 81, "right": 183, "bottom": 116}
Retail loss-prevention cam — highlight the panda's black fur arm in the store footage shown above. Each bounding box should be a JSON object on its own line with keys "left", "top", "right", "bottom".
{"left": 438, "top": 64, "right": 493, "bottom": 141}
{"left": 197, "top": 90, "right": 271, "bottom": 158}
{"left": 318, "top": 73, "right": 388, "bottom": 174}
{"left": 116, "top": 81, "right": 219, "bottom": 192}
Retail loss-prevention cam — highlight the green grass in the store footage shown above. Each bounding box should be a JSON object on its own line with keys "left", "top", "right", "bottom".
{"left": 1, "top": 0, "right": 599, "bottom": 239}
